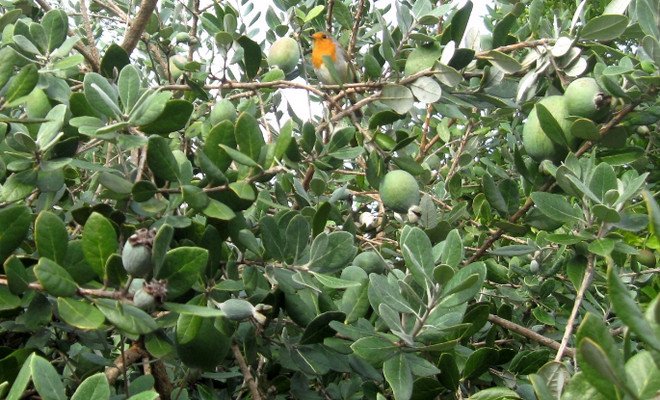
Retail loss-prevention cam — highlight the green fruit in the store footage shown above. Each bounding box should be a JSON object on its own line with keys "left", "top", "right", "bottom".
{"left": 169, "top": 55, "right": 187, "bottom": 81}
{"left": 209, "top": 99, "right": 237, "bottom": 126}
{"left": 175, "top": 32, "right": 190, "bottom": 43}
{"left": 522, "top": 95, "right": 576, "bottom": 162}
{"left": 379, "top": 170, "right": 420, "bottom": 213}
{"left": 267, "top": 37, "right": 300, "bottom": 73}
{"left": 564, "top": 77, "right": 610, "bottom": 121}
{"left": 640, "top": 60, "right": 656, "bottom": 74}
{"left": 219, "top": 299, "right": 255, "bottom": 321}
{"left": 121, "top": 228, "right": 155, "bottom": 277}
{"left": 636, "top": 249, "right": 656, "bottom": 268}
{"left": 133, "top": 288, "right": 156, "bottom": 310}
{"left": 352, "top": 251, "right": 387, "bottom": 274}
{"left": 176, "top": 314, "right": 230, "bottom": 370}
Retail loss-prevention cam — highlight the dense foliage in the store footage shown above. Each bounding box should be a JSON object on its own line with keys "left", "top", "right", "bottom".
{"left": 0, "top": 0, "right": 658, "bottom": 399}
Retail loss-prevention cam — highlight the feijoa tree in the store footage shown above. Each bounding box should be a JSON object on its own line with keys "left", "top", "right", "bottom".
{"left": 0, "top": 0, "right": 658, "bottom": 399}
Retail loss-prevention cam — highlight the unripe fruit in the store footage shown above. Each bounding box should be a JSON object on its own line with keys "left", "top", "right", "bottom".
{"left": 522, "top": 96, "right": 576, "bottom": 162}
{"left": 218, "top": 299, "right": 255, "bottom": 321}
{"left": 267, "top": 37, "right": 300, "bottom": 73}
{"left": 530, "top": 259, "right": 540, "bottom": 273}
{"left": 209, "top": 99, "right": 237, "bottom": 126}
{"left": 121, "top": 228, "right": 156, "bottom": 277}
{"left": 636, "top": 249, "right": 656, "bottom": 268}
{"left": 564, "top": 77, "right": 610, "bottom": 121}
{"left": 379, "top": 170, "right": 421, "bottom": 213}
{"left": 169, "top": 55, "right": 187, "bottom": 81}
{"left": 175, "top": 32, "right": 191, "bottom": 43}
{"left": 352, "top": 251, "right": 387, "bottom": 274}
{"left": 133, "top": 288, "right": 156, "bottom": 310}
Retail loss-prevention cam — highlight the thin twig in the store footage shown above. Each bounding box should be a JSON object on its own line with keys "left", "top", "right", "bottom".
{"left": 445, "top": 122, "right": 473, "bottom": 182}
{"left": 489, "top": 314, "right": 575, "bottom": 358}
{"left": 0, "top": 277, "right": 128, "bottom": 299}
{"left": 325, "top": 0, "right": 334, "bottom": 33}
{"left": 231, "top": 343, "right": 262, "bottom": 400}
{"left": 79, "top": 0, "right": 101, "bottom": 68}
{"left": 346, "top": 0, "right": 367, "bottom": 61}
{"left": 554, "top": 253, "right": 595, "bottom": 361}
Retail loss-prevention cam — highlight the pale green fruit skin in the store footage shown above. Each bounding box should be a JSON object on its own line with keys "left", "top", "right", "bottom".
{"left": 564, "top": 77, "right": 609, "bottom": 121}
{"left": 121, "top": 242, "right": 153, "bottom": 277}
{"left": 169, "top": 55, "right": 187, "bottom": 81}
{"left": 636, "top": 249, "right": 656, "bottom": 268}
{"left": 220, "top": 299, "right": 254, "bottom": 321}
{"left": 175, "top": 315, "right": 230, "bottom": 370}
{"left": 210, "top": 99, "right": 237, "bottom": 126}
{"left": 267, "top": 37, "right": 300, "bottom": 73}
{"left": 522, "top": 95, "right": 577, "bottom": 162}
{"left": 352, "top": 251, "right": 387, "bottom": 274}
{"left": 379, "top": 170, "right": 421, "bottom": 213}
{"left": 133, "top": 288, "right": 156, "bottom": 310}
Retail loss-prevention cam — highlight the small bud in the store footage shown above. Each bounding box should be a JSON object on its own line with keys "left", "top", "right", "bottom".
{"left": 122, "top": 228, "right": 156, "bottom": 277}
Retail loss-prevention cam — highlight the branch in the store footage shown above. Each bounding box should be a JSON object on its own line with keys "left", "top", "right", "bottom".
{"left": 325, "top": 0, "right": 334, "bottom": 33}
{"left": 554, "top": 253, "right": 595, "bottom": 361}
{"left": 33, "top": 0, "right": 100, "bottom": 71}
{"left": 0, "top": 277, "right": 127, "bottom": 299}
{"left": 152, "top": 360, "right": 173, "bottom": 400}
{"left": 475, "top": 39, "right": 554, "bottom": 59}
{"left": 488, "top": 314, "right": 575, "bottom": 358}
{"left": 79, "top": 0, "right": 101, "bottom": 68}
{"left": 105, "top": 343, "right": 148, "bottom": 384}
{"left": 445, "top": 122, "right": 473, "bottom": 182}
{"left": 346, "top": 0, "right": 367, "bottom": 61}
{"left": 121, "top": 0, "right": 159, "bottom": 55}
{"left": 231, "top": 343, "right": 262, "bottom": 400}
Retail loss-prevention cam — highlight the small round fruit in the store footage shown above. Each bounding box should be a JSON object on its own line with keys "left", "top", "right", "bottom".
{"left": 122, "top": 241, "right": 153, "bottom": 277}
{"left": 121, "top": 228, "right": 155, "bottom": 278}
{"left": 219, "top": 299, "right": 255, "bottom": 321}
{"left": 133, "top": 288, "right": 156, "bottom": 310}
{"left": 175, "top": 32, "right": 191, "bottom": 43}
{"left": 530, "top": 259, "right": 540, "bottom": 273}
{"left": 267, "top": 37, "right": 300, "bottom": 73}
{"left": 352, "top": 251, "right": 387, "bottom": 274}
{"left": 169, "top": 55, "right": 187, "bottom": 81}
{"left": 564, "top": 77, "right": 610, "bottom": 121}
{"left": 209, "top": 99, "right": 237, "bottom": 125}
{"left": 636, "top": 249, "right": 656, "bottom": 268}
{"left": 176, "top": 315, "right": 230, "bottom": 370}
{"left": 379, "top": 170, "right": 421, "bottom": 213}
{"left": 522, "top": 95, "right": 576, "bottom": 162}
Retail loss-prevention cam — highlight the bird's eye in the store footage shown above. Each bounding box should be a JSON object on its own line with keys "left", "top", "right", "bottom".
{"left": 322, "top": 34, "right": 326, "bottom": 39}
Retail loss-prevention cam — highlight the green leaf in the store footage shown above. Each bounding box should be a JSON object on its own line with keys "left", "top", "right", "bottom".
{"left": 41, "top": 10, "right": 68, "bottom": 53}
{"left": 71, "top": 373, "right": 110, "bottom": 400}
{"left": 410, "top": 76, "right": 442, "bottom": 103}
{"left": 0, "top": 205, "right": 32, "bottom": 263}
{"left": 625, "top": 351, "right": 660, "bottom": 399}
{"left": 234, "top": 112, "right": 265, "bottom": 161}
{"left": 283, "top": 214, "right": 310, "bottom": 263}
{"left": 4, "top": 64, "right": 38, "bottom": 105}
{"left": 202, "top": 199, "right": 235, "bottom": 220}
{"left": 132, "top": 180, "right": 157, "bottom": 202}
{"left": 311, "top": 271, "right": 361, "bottom": 288}
{"left": 401, "top": 225, "right": 435, "bottom": 286}
{"left": 83, "top": 72, "right": 121, "bottom": 118}
{"left": 571, "top": 118, "right": 600, "bottom": 140}
{"left": 587, "top": 239, "right": 615, "bottom": 257}
{"left": 368, "top": 274, "right": 416, "bottom": 314}
{"left": 607, "top": 266, "right": 660, "bottom": 351}
{"left": 531, "top": 192, "right": 583, "bottom": 225}
{"left": 57, "top": 298, "right": 105, "bottom": 330}
{"left": 34, "top": 258, "right": 78, "bottom": 297}
{"left": 578, "top": 338, "right": 622, "bottom": 400}
{"left": 0, "top": 285, "right": 21, "bottom": 311}
{"left": 449, "top": 1, "right": 473, "bottom": 44}
{"left": 351, "top": 335, "right": 398, "bottom": 365}
{"left": 155, "top": 247, "right": 208, "bottom": 299}
{"left": 36, "top": 104, "right": 67, "bottom": 151}
{"left": 237, "top": 36, "right": 262, "bottom": 79}
{"left": 384, "top": 354, "right": 413, "bottom": 400}
{"left": 127, "top": 391, "right": 159, "bottom": 400}
{"left": 380, "top": 84, "right": 414, "bottom": 114}
{"left": 162, "top": 302, "right": 225, "bottom": 317}
{"left": 100, "top": 43, "right": 130, "bottom": 79}
{"left": 405, "top": 42, "right": 441, "bottom": 75}
{"left": 129, "top": 91, "right": 173, "bottom": 126}
{"left": 4, "top": 256, "right": 29, "bottom": 294}
{"left": 641, "top": 190, "right": 660, "bottom": 236}
{"left": 535, "top": 103, "right": 568, "bottom": 147}
{"left": 589, "top": 163, "right": 617, "bottom": 202}
{"left": 581, "top": 14, "right": 629, "bottom": 41}
{"left": 147, "top": 135, "right": 180, "bottom": 182}
{"left": 99, "top": 171, "right": 132, "bottom": 195}
{"left": 35, "top": 211, "right": 68, "bottom": 265}
{"left": 462, "top": 348, "right": 498, "bottom": 379}
{"left": 636, "top": 0, "right": 660, "bottom": 38}
{"left": 485, "top": 51, "right": 522, "bottom": 74}
{"left": 218, "top": 144, "right": 259, "bottom": 167}
{"left": 140, "top": 99, "right": 193, "bottom": 135}
{"left": 307, "top": 231, "right": 357, "bottom": 273}
{"left": 300, "top": 311, "right": 345, "bottom": 345}
{"left": 438, "top": 262, "right": 486, "bottom": 308}
{"left": 30, "top": 354, "right": 67, "bottom": 400}
{"left": 81, "top": 212, "right": 117, "bottom": 279}
{"left": 467, "top": 387, "right": 521, "bottom": 399}
{"left": 440, "top": 229, "right": 463, "bottom": 268}
{"left": 118, "top": 65, "right": 141, "bottom": 113}
{"left": 95, "top": 298, "right": 158, "bottom": 335}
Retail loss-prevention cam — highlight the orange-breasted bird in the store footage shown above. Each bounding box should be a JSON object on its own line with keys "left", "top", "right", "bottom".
{"left": 310, "top": 31, "right": 357, "bottom": 85}
{"left": 310, "top": 31, "right": 362, "bottom": 118}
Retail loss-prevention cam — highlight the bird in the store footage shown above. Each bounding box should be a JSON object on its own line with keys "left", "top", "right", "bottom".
{"left": 310, "top": 31, "right": 357, "bottom": 85}
{"left": 310, "top": 31, "right": 361, "bottom": 117}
